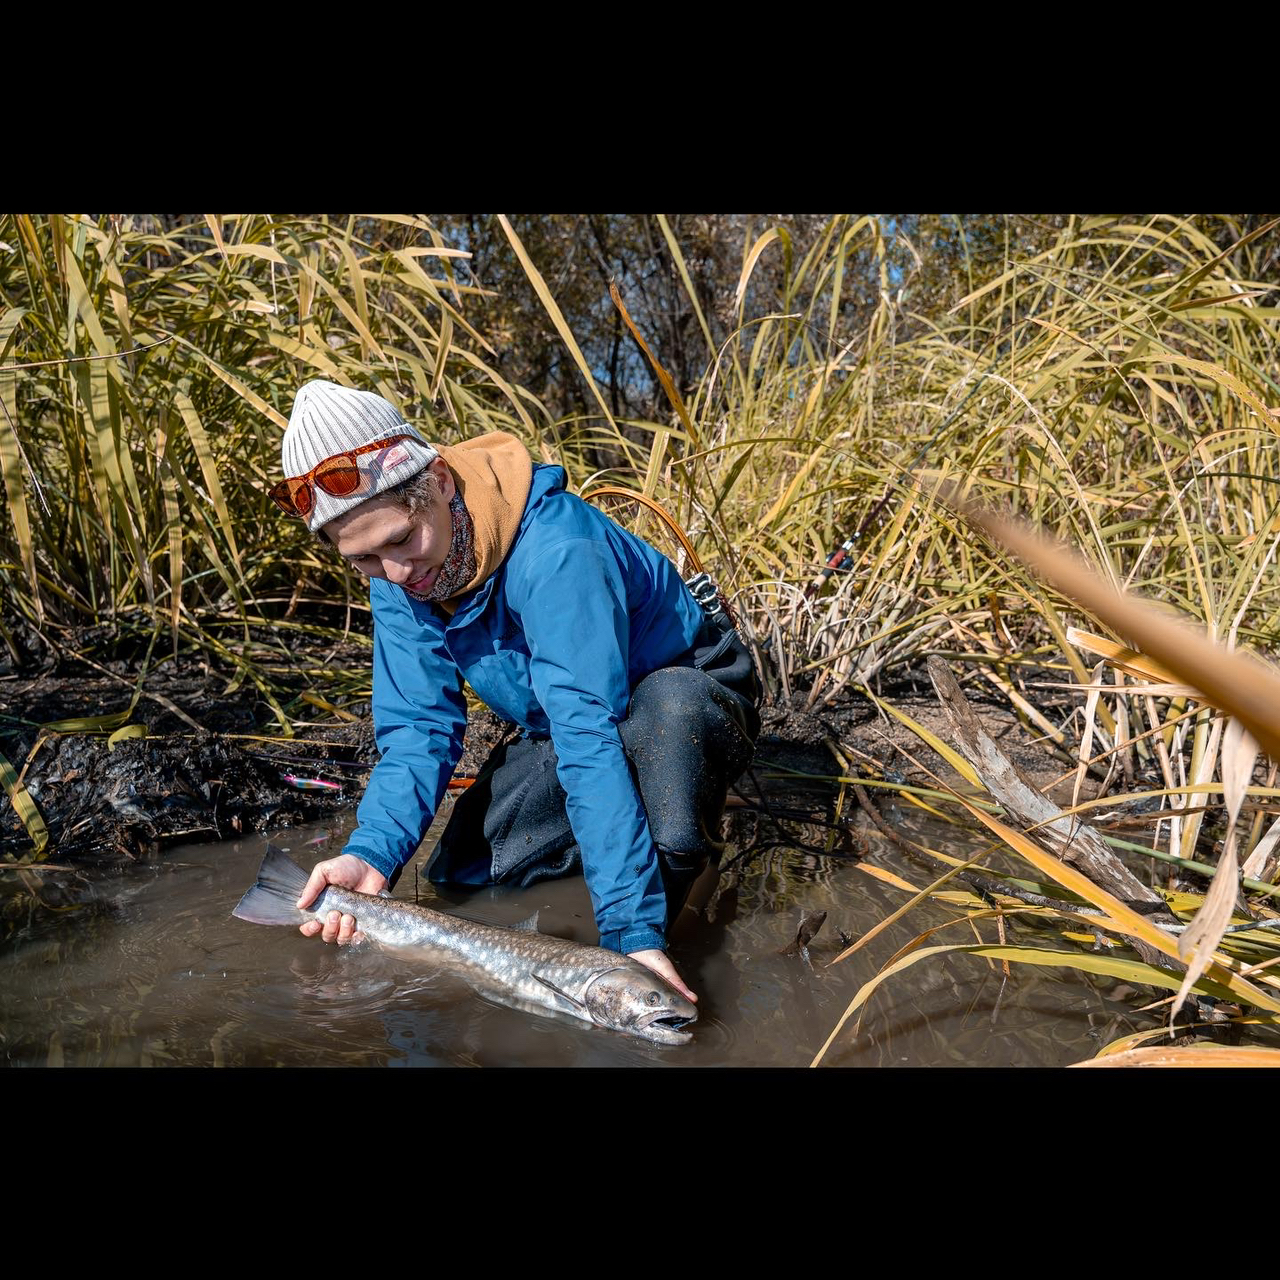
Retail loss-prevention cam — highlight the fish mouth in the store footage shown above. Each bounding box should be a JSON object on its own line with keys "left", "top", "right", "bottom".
{"left": 635, "top": 1008, "right": 697, "bottom": 1046}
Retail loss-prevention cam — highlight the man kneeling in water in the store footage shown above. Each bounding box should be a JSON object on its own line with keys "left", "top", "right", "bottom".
{"left": 269, "top": 380, "right": 760, "bottom": 1001}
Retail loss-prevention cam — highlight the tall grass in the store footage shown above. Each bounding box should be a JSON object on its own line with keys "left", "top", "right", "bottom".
{"left": 607, "top": 215, "right": 1280, "bottom": 707}
{"left": 0, "top": 214, "right": 558, "bottom": 675}
{"left": 13, "top": 214, "right": 1274, "bottom": 685}
{"left": 6, "top": 214, "right": 1279, "bottom": 744}
{"left": 498, "top": 212, "right": 1280, "bottom": 1052}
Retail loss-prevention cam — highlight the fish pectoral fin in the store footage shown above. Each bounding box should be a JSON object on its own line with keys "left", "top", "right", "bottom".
{"left": 530, "top": 971, "right": 586, "bottom": 1011}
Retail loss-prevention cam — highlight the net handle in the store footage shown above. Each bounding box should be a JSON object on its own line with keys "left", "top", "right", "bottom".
{"left": 580, "top": 485, "right": 704, "bottom": 576}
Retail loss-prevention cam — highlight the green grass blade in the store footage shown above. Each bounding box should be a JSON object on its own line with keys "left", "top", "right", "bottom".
{"left": 0, "top": 749, "right": 50, "bottom": 857}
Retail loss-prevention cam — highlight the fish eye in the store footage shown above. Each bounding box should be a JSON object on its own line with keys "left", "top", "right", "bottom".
{"left": 647, "top": 991, "right": 661, "bottom": 1006}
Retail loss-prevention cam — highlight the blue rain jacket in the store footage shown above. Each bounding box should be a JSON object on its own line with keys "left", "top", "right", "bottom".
{"left": 343, "top": 462, "right": 707, "bottom": 954}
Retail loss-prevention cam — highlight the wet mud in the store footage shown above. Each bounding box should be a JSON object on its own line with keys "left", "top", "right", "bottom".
{"left": 2, "top": 619, "right": 1071, "bottom": 871}
{"left": 0, "top": 623, "right": 510, "bottom": 866}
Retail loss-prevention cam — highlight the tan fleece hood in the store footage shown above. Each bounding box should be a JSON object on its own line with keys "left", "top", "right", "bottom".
{"left": 434, "top": 431, "right": 533, "bottom": 613}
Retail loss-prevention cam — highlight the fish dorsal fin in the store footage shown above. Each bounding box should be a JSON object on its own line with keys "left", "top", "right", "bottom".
{"left": 444, "top": 905, "right": 541, "bottom": 932}
{"left": 530, "top": 971, "right": 586, "bottom": 1011}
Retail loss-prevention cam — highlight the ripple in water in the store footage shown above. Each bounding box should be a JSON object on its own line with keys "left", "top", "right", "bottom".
{"left": 0, "top": 822, "right": 1179, "bottom": 1067}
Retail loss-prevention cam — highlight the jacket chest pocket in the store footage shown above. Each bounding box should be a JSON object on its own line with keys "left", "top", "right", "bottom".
{"left": 466, "top": 648, "right": 540, "bottom": 725}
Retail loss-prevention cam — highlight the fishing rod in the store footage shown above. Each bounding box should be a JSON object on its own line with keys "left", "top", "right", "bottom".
{"left": 804, "top": 365, "right": 999, "bottom": 599}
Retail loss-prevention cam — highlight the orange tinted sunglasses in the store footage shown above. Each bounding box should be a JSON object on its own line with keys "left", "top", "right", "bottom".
{"left": 269, "top": 434, "right": 416, "bottom": 518}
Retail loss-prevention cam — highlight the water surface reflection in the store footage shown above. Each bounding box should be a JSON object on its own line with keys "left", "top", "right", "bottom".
{"left": 0, "top": 814, "right": 1174, "bottom": 1067}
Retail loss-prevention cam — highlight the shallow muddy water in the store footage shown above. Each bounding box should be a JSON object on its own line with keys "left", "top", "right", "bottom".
{"left": 0, "top": 807, "right": 1171, "bottom": 1067}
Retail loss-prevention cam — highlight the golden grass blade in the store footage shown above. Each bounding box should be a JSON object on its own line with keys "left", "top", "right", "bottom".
{"left": 641, "top": 429, "right": 670, "bottom": 503}
{"left": 853, "top": 862, "right": 923, "bottom": 894}
{"left": 1171, "top": 717, "right": 1261, "bottom": 1020}
{"left": 947, "top": 263, "right": 1020, "bottom": 316}
{"left": 299, "top": 691, "right": 359, "bottom": 722}
{"left": 654, "top": 215, "right": 716, "bottom": 362}
{"left": 944, "top": 229, "right": 1101, "bottom": 316}
{"left": 1066, "top": 627, "right": 1183, "bottom": 686}
{"left": 176, "top": 338, "right": 289, "bottom": 430}
{"left": 943, "top": 781, "right": 1280, "bottom": 1013}
{"left": 1073, "top": 660, "right": 1106, "bottom": 810}
{"left": 1137, "top": 353, "right": 1280, "bottom": 431}
{"left": 809, "top": 941, "right": 1242, "bottom": 1067}
{"left": 263, "top": 331, "right": 342, "bottom": 380}
{"left": 63, "top": 248, "right": 118, "bottom": 366}
{"left": 825, "top": 857, "right": 982, "bottom": 968}
{"left": 167, "top": 462, "right": 249, "bottom": 616}
{"left": 1090, "top": 1013, "right": 1280, "bottom": 1057}
{"left": 1040, "top": 680, "right": 1208, "bottom": 699}
{"left": 0, "top": 749, "right": 50, "bottom": 857}
{"left": 1168, "top": 290, "right": 1269, "bottom": 311}
{"left": 1181, "top": 713, "right": 1223, "bottom": 865}
{"left": 450, "top": 346, "right": 544, "bottom": 439}
{"left": 609, "top": 281, "right": 700, "bottom": 448}
{"left": 760, "top": 422, "right": 848, "bottom": 531}
{"left": 1072, "top": 1044, "right": 1280, "bottom": 1068}
{"left": 1160, "top": 214, "right": 1280, "bottom": 305}
{"left": 204, "top": 215, "right": 227, "bottom": 264}
{"left": 1172, "top": 833, "right": 1243, "bottom": 1019}
{"left": 40, "top": 710, "right": 135, "bottom": 733}
{"left": 1056, "top": 781, "right": 1280, "bottom": 816}
{"left": 1222, "top": 717, "right": 1258, "bottom": 830}
{"left": 71, "top": 362, "right": 116, "bottom": 568}
{"left": 335, "top": 236, "right": 377, "bottom": 361}
{"left": 0, "top": 371, "right": 39, "bottom": 613}
{"left": 858, "top": 692, "right": 981, "bottom": 788}
{"left": 877, "top": 907, "right": 1032, "bottom": 975}
{"left": 496, "top": 216, "right": 618, "bottom": 434}
{"left": 389, "top": 259, "right": 495, "bottom": 360}
{"left": 1241, "top": 816, "right": 1280, "bottom": 882}
{"left": 430, "top": 311, "right": 452, "bottom": 405}
{"left": 221, "top": 241, "right": 289, "bottom": 267}
{"left": 175, "top": 391, "right": 242, "bottom": 566}
{"left": 155, "top": 414, "right": 184, "bottom": 652}
{"left": 963, "top": 506, "right": 1280, "bottom": 764}
{"left": 734, "top": 227, "right": 784, "bottom": 312}
{"left": 1035, "top": 598, "right": 1103, "bottom": 704}
{"left": 396, "top": 245, "right": 471, "bottom": 260}
{"left": 107, "top": 724, "right": 147, "bottom": 749}
{"left": 85, "top": 360, "right": 153, "bottom": 601}
{"left": 0, "top": 305, "right": 28, "bottom": 360}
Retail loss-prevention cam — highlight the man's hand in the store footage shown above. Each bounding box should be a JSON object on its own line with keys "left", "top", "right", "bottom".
{"left": 296, "top": 854, "right": 388, "bottom": 946}
{"left": 627, "top": 948, "right": 698, "bottom": 1004}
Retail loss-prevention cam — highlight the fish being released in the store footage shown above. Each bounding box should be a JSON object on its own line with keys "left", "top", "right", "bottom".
{"left": 232, "top": 845, "right": 697, "bottom": 1046}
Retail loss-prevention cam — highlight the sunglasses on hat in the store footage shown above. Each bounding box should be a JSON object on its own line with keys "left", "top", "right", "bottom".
{"left": 268, "top": 434, "right": 416, "bottom": 518}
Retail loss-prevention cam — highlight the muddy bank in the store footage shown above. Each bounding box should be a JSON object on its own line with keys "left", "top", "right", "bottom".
{"left": 753, "top": 686, "right": 1075, "bottom": 798}
{"left": 0, "top": 625, "right": 509, "bottom": 865}
{"left": 2, "top": 622, "right": 1076, "bottom": 870}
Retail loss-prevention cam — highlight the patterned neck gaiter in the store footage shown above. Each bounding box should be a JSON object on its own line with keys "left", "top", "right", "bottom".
{"left": 405, "top": 490, "right": 477, "bottom": 604}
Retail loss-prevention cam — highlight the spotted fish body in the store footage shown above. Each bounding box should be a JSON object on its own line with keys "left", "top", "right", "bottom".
{"left": 232, "top": 845, "right": 697, "bottom": 1046}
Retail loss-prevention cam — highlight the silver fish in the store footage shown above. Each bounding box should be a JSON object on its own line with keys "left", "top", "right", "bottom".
{"left": 232, "top": 845, "right": 697, "bottom": 1046}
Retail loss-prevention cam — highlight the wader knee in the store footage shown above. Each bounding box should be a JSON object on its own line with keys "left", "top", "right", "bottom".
{"left": 657, "top": 846, "right": 708, "bottom": 917}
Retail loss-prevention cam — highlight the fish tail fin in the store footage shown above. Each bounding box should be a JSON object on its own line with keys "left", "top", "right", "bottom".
{"left": 231, "top": 843, "right": 311, "bottom": 927}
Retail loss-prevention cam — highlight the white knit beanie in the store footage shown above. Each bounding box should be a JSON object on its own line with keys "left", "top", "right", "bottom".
{"left": 281, "top": 380, "right": 440, "bottom": 531}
